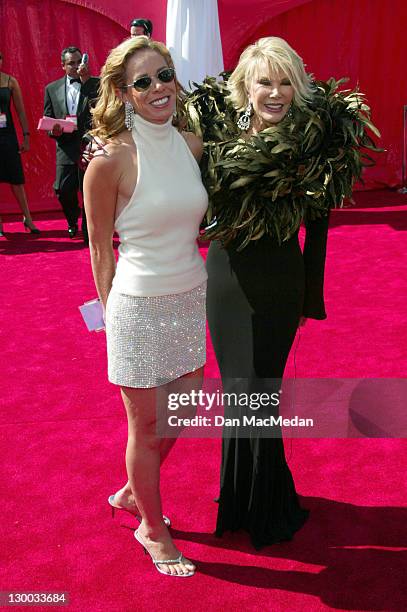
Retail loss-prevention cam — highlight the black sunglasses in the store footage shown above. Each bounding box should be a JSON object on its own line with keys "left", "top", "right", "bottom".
{"left": 123, "top": 67, "right": 175, "bottom": 92}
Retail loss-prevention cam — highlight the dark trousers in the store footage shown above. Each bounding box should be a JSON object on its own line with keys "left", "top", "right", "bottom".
{"left": 54, "top": 164, "right": 87, "bottom": 240}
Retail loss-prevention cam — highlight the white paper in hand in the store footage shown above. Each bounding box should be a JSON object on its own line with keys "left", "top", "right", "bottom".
{"left": 79, "top": 298, "right": 105, "bottom": 332}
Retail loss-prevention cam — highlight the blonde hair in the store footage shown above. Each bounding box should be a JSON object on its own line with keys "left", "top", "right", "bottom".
{"left": 228, "top": 37, "right": 315, "bottom": 111}
{"left": 91, "top": 36, "right": 183, "bottom": 140}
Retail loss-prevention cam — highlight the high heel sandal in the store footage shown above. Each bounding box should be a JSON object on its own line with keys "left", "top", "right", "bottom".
{"left": 23, "top": 218, "right": 40, "bottom": 234}
{"left": 108, "top": 495, "right": 171, "bottom": 527}
{"left": 134, "top": 529, "right": 195, "bottom": 577}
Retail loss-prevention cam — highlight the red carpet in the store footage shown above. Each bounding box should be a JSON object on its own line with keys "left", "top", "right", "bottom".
{"left": 1, "top": 191, "right": 406, "bottom": 611}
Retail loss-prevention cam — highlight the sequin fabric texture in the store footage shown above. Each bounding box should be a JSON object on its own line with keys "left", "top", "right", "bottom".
{"left": 105, "top": 282, "right": 206, "bottom": 388}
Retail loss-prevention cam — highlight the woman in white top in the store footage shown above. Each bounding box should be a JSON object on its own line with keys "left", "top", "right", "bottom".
{"left": 84, "top": 37, "right": 207, "bottom": 577}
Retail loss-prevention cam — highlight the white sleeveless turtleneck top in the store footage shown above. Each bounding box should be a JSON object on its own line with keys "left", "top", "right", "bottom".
{"left": 111, "top": 114, "right": 208, "bottom": 297}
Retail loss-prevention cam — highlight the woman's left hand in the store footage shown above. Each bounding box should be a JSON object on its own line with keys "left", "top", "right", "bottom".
{"left": 19, "top": 136, "right": 30, "bottom": 153}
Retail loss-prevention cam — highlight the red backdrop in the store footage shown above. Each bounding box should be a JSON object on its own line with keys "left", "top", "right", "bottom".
{"left": 0, "top": 0, "right": 166, "bottom": 212}
{"left": 1, "top": 0, "right": 406, "bottom": 213}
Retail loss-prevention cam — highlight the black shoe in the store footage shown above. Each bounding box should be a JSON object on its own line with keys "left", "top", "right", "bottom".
{"left": 23, "top": 218, "right": 40, "bottom": 234}
{"left": 68, "top": 224, "right": 78, "bottom": 239}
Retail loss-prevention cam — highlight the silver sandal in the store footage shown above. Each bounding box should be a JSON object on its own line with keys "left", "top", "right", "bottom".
{"left": 134, "top": 529, "right": 195, "bottom": 577}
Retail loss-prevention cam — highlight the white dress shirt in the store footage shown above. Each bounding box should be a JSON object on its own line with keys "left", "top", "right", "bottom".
{"left": 66, "top": 77, "right": 81, "bottom": 115}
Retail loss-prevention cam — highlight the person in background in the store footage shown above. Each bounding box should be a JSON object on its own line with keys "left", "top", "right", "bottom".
{"left": 43, "top": 46, "right": 99, "bottom": 244}
{"left": 0, "top": 51, "right": 39, "bottom": 236}
{"left": 130, "top": 18, "right": 153, "bottom": 38}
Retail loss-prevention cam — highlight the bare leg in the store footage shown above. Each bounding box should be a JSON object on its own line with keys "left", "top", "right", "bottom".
{"left": 121, "top": 367, "right": 203, "bottom": 576}
{"left": 10, "top": 184, "right": 39, "bottom": 230}
{"left": 121, "top": 383, "right": 196, "bottom": 575}
{"left": 112, "top": 368, "right": 202, "bottom": 513}
{"left": 112, "top": 439, "right": 177, "bottom": 505}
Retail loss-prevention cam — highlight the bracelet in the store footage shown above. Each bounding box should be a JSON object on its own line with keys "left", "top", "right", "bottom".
{"left": 23, "top": 131, "right": 30, "bottom": 136}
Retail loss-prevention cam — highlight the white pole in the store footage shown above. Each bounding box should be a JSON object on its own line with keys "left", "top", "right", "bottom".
{"left": 166, "top": 0, "right": 224, "bottom": 91}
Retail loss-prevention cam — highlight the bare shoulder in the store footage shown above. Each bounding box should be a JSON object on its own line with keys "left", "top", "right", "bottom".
{"left": 85, "top": 133, "right": 137, "bottom": 195}
{"left": 87, "top": 134, "right": 134, "bottom": 172}
{"left": 84, "top": 146, "right": 119, "bottom": 216}
{"left": 85, "top": 143, "right": 121, "bottom": 186}
{"left": 7, "top": 74, "right": 18, "bottom": 88}
{"left": 181, "top": 131, "right": 204, "bottom": 162}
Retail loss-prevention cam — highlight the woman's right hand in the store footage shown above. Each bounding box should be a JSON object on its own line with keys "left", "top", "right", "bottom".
{"left": 80, "top": 135, "right": 109, "bottom": 170}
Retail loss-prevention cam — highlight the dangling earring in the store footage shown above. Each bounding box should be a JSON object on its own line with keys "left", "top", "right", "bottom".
{"left": 124, "top": 100, "right": 135, "bottom": 130}
{"left": 237, "top": 101, "right": 252, "bottom": 131}
{"left": 286, "top": 104, "right": 293, "bottom": 120}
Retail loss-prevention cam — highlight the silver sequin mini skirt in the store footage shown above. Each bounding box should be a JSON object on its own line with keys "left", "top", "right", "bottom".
{"left": 105, "top": 282, "right": 206, "bottom": 388}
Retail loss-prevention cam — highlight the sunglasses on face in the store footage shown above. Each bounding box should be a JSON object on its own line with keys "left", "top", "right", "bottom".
{"left": 123, "top": 67, "right": 175, "bottom": 92}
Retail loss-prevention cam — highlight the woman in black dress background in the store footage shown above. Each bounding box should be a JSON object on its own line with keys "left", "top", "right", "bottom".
{"left": 205, "top": 37, "right": 329, "bottom": 549}
{"left": 0, "top": 51, "right": 39, "bottom": 236}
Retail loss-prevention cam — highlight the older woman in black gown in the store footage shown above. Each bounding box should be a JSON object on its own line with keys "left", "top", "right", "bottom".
{"left": 206, "top": 37, "right": 329, "bottom": 549}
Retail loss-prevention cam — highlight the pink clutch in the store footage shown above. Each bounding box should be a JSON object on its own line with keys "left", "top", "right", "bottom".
{"left": 37, "top": 117, "right": 77, "bottom": 133}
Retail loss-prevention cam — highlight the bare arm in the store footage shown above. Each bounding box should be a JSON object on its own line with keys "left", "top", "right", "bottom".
{"left": 10, "top": 77, "right": 30, "bottom": 151}
{"left": 83, "top": 153, "right": 119, "bottom": 308}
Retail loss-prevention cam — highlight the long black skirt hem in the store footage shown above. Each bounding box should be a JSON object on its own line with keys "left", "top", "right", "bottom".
{"left": 215, "top": 507, "right": 309, "bottom": 550}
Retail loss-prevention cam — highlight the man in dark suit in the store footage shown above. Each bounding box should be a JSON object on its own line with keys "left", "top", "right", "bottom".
{"left": 44, "top": 46, "right": 99, "bottom": 243}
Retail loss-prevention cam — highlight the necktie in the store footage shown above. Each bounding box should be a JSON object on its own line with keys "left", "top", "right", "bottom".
{"left": 69, "top": 78, "right": 81, "bottom": 84}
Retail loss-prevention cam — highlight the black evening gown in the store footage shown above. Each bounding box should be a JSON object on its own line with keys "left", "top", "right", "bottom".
{"left": 0, "top": 78, "right": 25, "bottom": 185}
{"left": 206, "top": 215, "right": 329, "bottom": 549}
